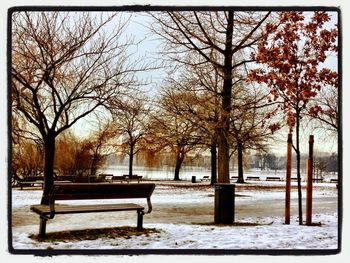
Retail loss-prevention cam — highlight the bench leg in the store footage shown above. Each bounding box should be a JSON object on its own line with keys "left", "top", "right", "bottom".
{"left": 39, "top": 216, "right": 47, "bottom": 238}
{"left": 137, "top": 210, "right": 144, "bottom": 230}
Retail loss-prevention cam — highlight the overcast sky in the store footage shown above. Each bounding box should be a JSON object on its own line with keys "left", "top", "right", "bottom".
{"left": 72, "top": 10, "right": 339, "bottom": 156}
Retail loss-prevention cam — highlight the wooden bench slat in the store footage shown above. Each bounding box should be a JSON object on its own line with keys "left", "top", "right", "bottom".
{"left": 52, "top": 183, "right": 155, "bottom": 200}
{"left": 31, "top": 203, "right": 144, "bottom": 215}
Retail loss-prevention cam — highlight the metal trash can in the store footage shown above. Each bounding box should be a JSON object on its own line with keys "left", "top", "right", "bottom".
{"left": 214, "top": 183, "right": 235, "bottom": 224}
{"left": 192, "top": 176, "right": 196, "bottom": 183}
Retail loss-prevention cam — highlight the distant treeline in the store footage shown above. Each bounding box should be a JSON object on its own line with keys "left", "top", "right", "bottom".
{"left": 105, "top": 152, "right": 338, "bottom": 173}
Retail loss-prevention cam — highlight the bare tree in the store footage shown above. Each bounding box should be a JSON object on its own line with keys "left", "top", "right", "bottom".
{"left": 54, "top": 131, "right": 79, "bottom": 176}
{"left": 11, "top": 11, "right": 141, "bottom": 204}
{"left": 308, "top": 84, "right": 338, "bottom": 132}
{"left": 162, "top": 56, "right": 277, "bottom": 184}
{"left": 162, "top": 65, "right": 220, "bottom": 184}
{"left": 12, "top": 138, "right": 44, "bottom": 182}
{"left": 109, "top": 96, "right": 151, "bottom": 178}
{"left": 150, "top": 11, "right": 271, "bottom": 183}
{"left": 149, "top": 87, "right": 202, "bottom": 180}
{"left": 86, "top": 120, "right": 115, "bottom": 177}
{"left": 229, "top": 82, "right": 278, "bottom": 183}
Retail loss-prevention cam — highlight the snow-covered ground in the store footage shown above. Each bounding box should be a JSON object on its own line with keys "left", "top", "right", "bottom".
{"left": 10, "top": 181, "right": 339, "bottom": 251}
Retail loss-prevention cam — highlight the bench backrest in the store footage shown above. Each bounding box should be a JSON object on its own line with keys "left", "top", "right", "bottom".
{"left": 50, "top": 182, "right": 155, "bottom": 201}
{"left": 25, "top": 176, "right": 44, "bottom": 181}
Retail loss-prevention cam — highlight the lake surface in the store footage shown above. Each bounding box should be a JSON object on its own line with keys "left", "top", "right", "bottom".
{"left": 99, "top": 165, "right": 338, "bottom": 181}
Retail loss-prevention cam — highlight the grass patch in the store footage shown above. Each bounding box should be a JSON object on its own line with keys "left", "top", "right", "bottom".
{"left": 29, "top": 226, "right": 161, "bottom": 242}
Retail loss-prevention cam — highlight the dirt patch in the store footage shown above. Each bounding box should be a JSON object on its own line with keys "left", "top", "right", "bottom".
{"left": 29, "top": 226, "right": 161, "bottom": 242}
{"left": 195, "top": 221, "right": 273, "bottom": 227}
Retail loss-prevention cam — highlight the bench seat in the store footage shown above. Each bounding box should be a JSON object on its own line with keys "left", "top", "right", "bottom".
{"left": 31, "top": 203, "right": 144, "bottom": 216}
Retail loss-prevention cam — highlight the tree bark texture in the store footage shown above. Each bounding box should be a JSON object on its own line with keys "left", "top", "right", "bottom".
{"left": 174, "top": 151, "right": 184, "bottom": 181}
{"left": 217, "top": 11, "right": 234, "bottom": 184}
{"left": 285, "top": 133, "right": 293, "bottom": 224}
{"left": 237, "top": 141, "right": 245, "bottom": 183}
{"left": 295, "top": 112, "right": 303, "bottom": 225}
{"left": 41, "top": 135, "right": 56, "bottom": 205}
{"left": 210, "top": 141, "right": 217, "bottom": 185}
{"left": 129, "top": 144, "right": 134, "bottom": 178}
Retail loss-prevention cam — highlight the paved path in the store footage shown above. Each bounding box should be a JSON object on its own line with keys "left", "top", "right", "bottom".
{"left": 11, "top": 185, "right": 338, "bottom": 228}
{"left": 146, "top": 196, "right": 338, "bottom": 224}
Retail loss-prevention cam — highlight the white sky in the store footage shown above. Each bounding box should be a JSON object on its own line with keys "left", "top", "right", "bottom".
{"left": 74, "top": 10, "right": 339, "bottom": 155}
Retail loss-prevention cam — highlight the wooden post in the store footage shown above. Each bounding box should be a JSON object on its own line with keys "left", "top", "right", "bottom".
{"left": 306, "top": 135, "right": 314, "bottom": 226}
{"left": 285, "top": 133, "right": 292, "bottom": 224}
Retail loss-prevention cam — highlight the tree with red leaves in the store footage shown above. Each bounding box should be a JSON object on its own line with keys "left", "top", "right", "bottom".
{"left": 249, "top": 11, "right": 338, "bottom": 225}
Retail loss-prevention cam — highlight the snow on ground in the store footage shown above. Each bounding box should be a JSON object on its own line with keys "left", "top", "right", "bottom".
{"left": 10, "top": 181, "right": 339, "bottom": 251}
{"left": 12, "top": 214, "right": 338, "bottom": 250}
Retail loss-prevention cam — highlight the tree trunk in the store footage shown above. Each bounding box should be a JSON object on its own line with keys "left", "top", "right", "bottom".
{"left": 210, "top": 140, "right": 217, "bottom": 185}
{"left": 237, "top": 141, "right": 245, "bottom": 183}
{"left": 174, "top": 151, "right": 184, "bottom": 181}
{"left": 90, "top": 154, "right": 98, "bottom": 176}
{"left": 217, "top": 11, "right": 234, "bottom": 184}
{"left": 41, "top": 135, "right": 56, "bottom": 205}
{"left": 129, "top": 144, "right": 134, "bottom": 178}
{"left": 295, "top": 112, "right": 303, "bottom": 225}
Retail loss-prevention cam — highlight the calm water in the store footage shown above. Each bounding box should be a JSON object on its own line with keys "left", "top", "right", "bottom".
{"left": 98, "top": 165, "right": 338, "bottom": 181}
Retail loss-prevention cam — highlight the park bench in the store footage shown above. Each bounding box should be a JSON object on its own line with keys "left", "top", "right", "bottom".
{"left": 101, "top": 174, "right": 114, "bottom": 183}
{"left": 246, "top": 176, "right": 260, "bottom": 181}
{"left": 123, "top": 175, "right": 143, "bottom": 183}
{"left": 266, "top": 176, "right": 282, "bottom": 181}
{"left": 312, "top": 178, "right": 323, "bottom": 183}
{"left": 200, "top": 176, "right": 210, "bottom": 181}
{"left": 55, "top": 175, "right": 75, "bottom": 182}
{"left": 111, "top": 175, "right": 127, "bottom": 182}
{"left": 291, "top": 177, "right": 299, "bottom": 181}
{"left": 18, "top": 176, "right": 44, "bottom": 190}
{"left": 104, "top": 175, "right": 143, "bottom": 183}
{"left": 230, "top": 176, "right": 238, "bottom": 180}
{"left": 30, "top": 182, "right": 156, "bottom": 238}
{"left": 330, "top": 179, "right": 338, "bottom": 183}
{"left": 104, "top": 174, "right": 128, "bottom": 183}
